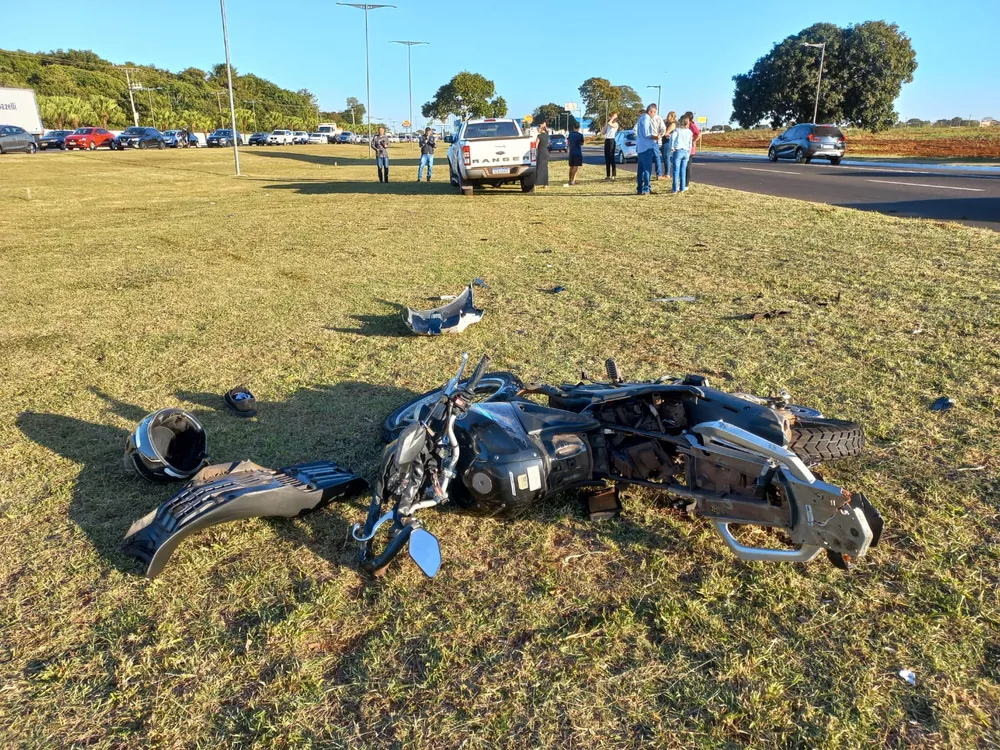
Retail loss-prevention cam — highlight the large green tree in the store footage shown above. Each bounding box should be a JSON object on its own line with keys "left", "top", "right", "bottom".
{"left": 731, "top": 21, "right": 916, "bottom": 132}
{"left": 531, "top": 103, "right": 578, "bottom": 130}
{"left": 421, "top": 72, "right": 507, "bottom": 122}
{"left": 578, "top": 78, "right": 644, "bottom": 129}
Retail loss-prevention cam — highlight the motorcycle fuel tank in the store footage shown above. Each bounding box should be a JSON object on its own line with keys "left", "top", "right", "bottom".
{"left": 454, "top": 401, "right": 597, "bottom": 515}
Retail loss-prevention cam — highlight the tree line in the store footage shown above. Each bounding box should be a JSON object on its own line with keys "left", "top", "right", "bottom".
{"left": 0, "top": 48, "right": 338, "bottom": 132}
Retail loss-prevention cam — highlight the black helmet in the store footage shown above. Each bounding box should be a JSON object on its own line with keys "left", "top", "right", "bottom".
{"left": 124, "top": 408, "right": 208, "bottom": 482}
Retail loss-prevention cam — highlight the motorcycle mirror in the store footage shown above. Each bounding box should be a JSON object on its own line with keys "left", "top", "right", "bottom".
{"left": 408, "top": 528, "right": 441, "bottom": 578}
{"left": 395, "top": 422, "right": 426, "bottom": 468}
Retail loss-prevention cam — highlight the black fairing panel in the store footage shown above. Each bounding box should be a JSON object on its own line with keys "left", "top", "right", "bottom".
{"left": 684, "top": 388, "right": 788, "bottom": 446}
{"left": 454, "top": 401, "right": 596, "bottom": 515}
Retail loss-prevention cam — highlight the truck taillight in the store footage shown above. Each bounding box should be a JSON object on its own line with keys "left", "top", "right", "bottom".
{"left": 530, "top": 140, "right": 537, "bottom": 163}
{"left": 462, "top": 145, "right": 471, "bottom": 166}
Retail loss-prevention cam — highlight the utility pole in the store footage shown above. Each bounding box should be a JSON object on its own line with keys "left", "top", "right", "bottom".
{"left": 802, "top": 41, "right": 826, "bottom": 123}
{"left": 245, "top": 99, "right": 260, "bottom": 130}
{"left": 219, "top": 0, "right": 241, "bottom": 175}
{"left": 122, "top": 68, "right": 139, "bottom": 126}
{"left": 391, "top": 40, "right": 428, "bottom": 142}
{"left": 339, "top": 3, "right": 395, "bottom": 154}
{"left": 647, "top": 85, "right": 661, "bottom": 112}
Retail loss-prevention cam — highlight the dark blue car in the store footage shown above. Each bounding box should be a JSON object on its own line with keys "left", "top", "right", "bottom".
{"left": 547, "top": 134, "right": 568, "bottom": 153}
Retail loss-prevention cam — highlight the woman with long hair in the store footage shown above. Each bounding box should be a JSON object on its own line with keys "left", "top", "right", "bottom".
{"left": 661, "top": 111, "right": 677, "bottom": 185}
{"left": 602, "top": 112, "right": 619, "bottom": 181}
{"left": 535, "top": 121, "right": 550, "bottom": 189}
{"left": 669, "top": 115, "right": 693, "bottom": 193}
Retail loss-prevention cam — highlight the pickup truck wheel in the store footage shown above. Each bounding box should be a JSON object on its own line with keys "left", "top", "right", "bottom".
{"left": 458, "top": 172, "right": 473, "bottom": 197}
{"left": 520, "top": 175, "right": 535, "bottom": 193}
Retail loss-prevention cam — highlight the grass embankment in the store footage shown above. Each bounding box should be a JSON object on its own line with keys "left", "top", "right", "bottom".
{"left": 702, "top": 126, "right": 1000, "bottom": 162}
{"left": 1, "top": 144, "right": 999, "bottom": 748}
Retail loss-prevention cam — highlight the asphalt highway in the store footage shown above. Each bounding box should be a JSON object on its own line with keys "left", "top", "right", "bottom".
{"left": 580, "top": 147, "right": 1000, "bottom": 230}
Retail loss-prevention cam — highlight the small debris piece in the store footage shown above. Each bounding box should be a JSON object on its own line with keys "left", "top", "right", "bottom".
{"left": 472, "top": 277, "right": 489, "bottom": 288}
{"left": 930, "top": 397, "right": 954, "bottom": 412}
{"left": 693, "top": 243, "right": 709, "bottom": 248}
{"left": 898, "top": 669, "right": 916, "bottom": 686}
{"left": 543, "top": 285, "right": 566, "bottom": 294}
{"left": 912, "top": 324, "right": 924, "bottom": 334}
{"left": 746, "top": 310, "right": 792, "bottom": 321}
{"left": 538, "top": 248, "right": 553, "bottom": 254}
{"left": 651, "top": 296, "right": 696, "bottom": 303}
{"left": 956, "top": 465, "right": 986, "bottom": 472}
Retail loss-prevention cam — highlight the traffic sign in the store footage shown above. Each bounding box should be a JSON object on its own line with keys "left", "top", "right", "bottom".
{"left": 402, "top": 120, "right": 411, "bottom": 128}
{"left": 696, "top": 116, "right": 707, "bottom": 124}
{"left": 523, "top": 115, "right": 534, "bottom": 125}
{"left": 564, "top": 103, "right": 578, "bottom": 112}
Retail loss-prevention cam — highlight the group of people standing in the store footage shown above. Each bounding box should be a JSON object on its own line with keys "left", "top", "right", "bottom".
{"left": 534, "top": 120, "right": 584, "bottom": 189}
{"left": 370, "top": 125, "right": 437, "bottom": 184}
{"left": 604, "top": 105, "right": 700, "bottom": 195}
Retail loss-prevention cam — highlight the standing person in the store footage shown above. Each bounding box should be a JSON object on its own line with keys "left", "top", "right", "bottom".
{"left": 650, "top": 107, "right": 666, "bottom": 180}
{"left": 535, "top": 121, "right": 550, "bottom": 189}
{"left": 661, "top": 111, "right": 677, "bottom": 186}
{"left": 602, "top": 112, "right": 619, "bottom": 181}
{"left": 567, "top": 122, "right": 584, "bottom": 186}
{"left": 417, "top": 127, "right": 436, "bottom": 182}
{"left": 684, "top": 111, "right": 700, "bottom": 185}
{"left": 635, "top": 103, "right": 658, "bottom": 195}
{"left": 669, "top": 115, "right": 693, "bottom": 193}
{"left": 371, "top": 126, "right": 390, "bottom": 183}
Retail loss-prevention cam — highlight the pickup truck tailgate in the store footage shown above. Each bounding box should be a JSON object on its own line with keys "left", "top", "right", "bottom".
{"left": 466, "top": 137, "right": 536, "bottom": 168}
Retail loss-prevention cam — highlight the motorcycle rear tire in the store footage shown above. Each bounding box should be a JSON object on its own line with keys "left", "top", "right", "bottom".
{"left": 788, "top": 418, "right": 865, "bottom": 463}
{"left": 382, "top": 372, "right": 523, "bottom": 442}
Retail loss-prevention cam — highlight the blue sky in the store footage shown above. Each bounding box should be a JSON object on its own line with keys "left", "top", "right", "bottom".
{"left": 3, "top": 0, "right": 998, "bottom": 127}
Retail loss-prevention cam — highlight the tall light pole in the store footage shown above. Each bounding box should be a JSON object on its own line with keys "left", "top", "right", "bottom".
{"left": 391, "top": 40, "right": 428, "bottom": 140}
{"left": 339, "top": 3, "right": 396, "bottom": 152}
{"left": 801, "top": 41, "right": 826, "bottom": 124}
{"left": 219, "top": 0, "right": 241, "bottom": 175}
{"left": 647, "top": 85, "right": 661, "bottom": 112}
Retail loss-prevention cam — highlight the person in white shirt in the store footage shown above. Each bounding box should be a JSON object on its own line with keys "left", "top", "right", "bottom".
{"left": 650, "top": 110, "right": 666, "bottom": 179}
{"left": 602, "top": 112, "right": 619, "bottom": 181}
{"left": 669, "top": 115, "right": 694, "bottom": 193}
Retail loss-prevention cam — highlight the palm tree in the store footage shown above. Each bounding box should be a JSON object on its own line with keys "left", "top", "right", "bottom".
{"left": 66, "top": 97, "right": 98, "bottom": 128}
{"left": 89, "top": 95, "right": 123, "bottom": 129}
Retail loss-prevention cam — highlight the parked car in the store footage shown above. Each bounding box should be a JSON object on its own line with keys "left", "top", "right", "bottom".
{"left": 614, "top": 129, "right": 638, "bottom": 163}
{"left": 113, "top": 127, "right": 165, "bottom": 150}
{"left": 207, "top": 128, "right": 240, "bottom": 147}
{"left": 248, "top": 132, "right": 269, "bottom": 146}
{"left": 292, "top": 131, "right": 309, "bottom": 144}
{"left": 337, "top": 131, "right": 354, "bottom": 144}
{"left": 547, "top": 133, "right": 568, "bottom": 153}
{"left": 0, "top": 124, "right": 38, "bottom": 154}
{"left": 38, "top": 130, "right": 73, "bottom": 150}
{"left": 188, "top": 132, "right": 202, "bottom": 148}
{"left": 768, "top": 123, "right": 846, "bottom": 164}
{"left": 306, "top": 132, "right": 326, "bottom": 145}
{"left": 268, "top": 129, "right": 294, "bottom": 145}
{"left": 161, "top": 129, "right": 192, "bottom": 148}
{"left": 65, "top": 127, "right": 116, "bottom": 150}
{"left": 446, "top": 117, "right": 537, "bottom": 194}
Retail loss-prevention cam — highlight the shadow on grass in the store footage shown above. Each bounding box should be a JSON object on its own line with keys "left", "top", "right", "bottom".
{"left": 264, "top": 179, "right": 455, "bottom": 196}
{"left": 835, "top": 196, "right": 1000, "bottom": 227}
{"left": 16, "top": 381, "right": 420, "bottom": 576}
{"left": 327, "top": 298, "right": 411, "bottom": 336}
{"left": 248, "top": 148, "right": 424, "bottom": 168}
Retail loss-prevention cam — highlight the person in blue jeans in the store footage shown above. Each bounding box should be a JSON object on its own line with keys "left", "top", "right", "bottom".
{"left": 371, "top": 126, "right": 390, "bottom": 183}
{"left": 670, "top": 115, "right": 693, "bottom": 193}
{"left": 635, "top": 103, "right": 659, "bottom": 195}
{"left": 417, "top": 127, "right": 436, "bottom": 182}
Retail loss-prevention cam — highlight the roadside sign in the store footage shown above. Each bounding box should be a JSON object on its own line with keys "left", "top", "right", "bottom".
{"left": 402, "top": 120, "right": 411, "bottom": 128}
{"left": 523, "top": 115, "right": 533, "bottom": 125}
{"left": 696, "top": 116, "right": 707, "bottom": 124}
{"left": 564, "top": 103, "right": 578, "bottom": 112}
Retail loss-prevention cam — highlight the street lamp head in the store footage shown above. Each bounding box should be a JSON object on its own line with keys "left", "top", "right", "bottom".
{"left": 391, "top": 40, "right": 429, "bottom": 45}
{"left": 338, "top": 3, "right": 396, "bottom": 8}
{"left": 801, "top": 41, "right": 825, "bottom": 48}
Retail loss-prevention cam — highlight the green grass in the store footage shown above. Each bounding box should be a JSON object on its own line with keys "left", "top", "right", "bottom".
{"left": 1, "top": 144, "right": 999, "bottom": 748}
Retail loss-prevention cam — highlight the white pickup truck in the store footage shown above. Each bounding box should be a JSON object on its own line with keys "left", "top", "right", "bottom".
{"left": 447, "top": 118, "right": 537, "bottom": 195}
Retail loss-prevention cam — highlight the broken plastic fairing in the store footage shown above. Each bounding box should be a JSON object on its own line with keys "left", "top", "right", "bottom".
{"left": 122, "top": 460, "right": 369, "bottom": 577}
{"left": 405, "top": 285, "right": 483, "bottom": 335}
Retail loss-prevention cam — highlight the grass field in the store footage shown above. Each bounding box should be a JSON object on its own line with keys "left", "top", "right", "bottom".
{"left": 1, "top": 144, "right": 999, "bottom": 748}
{"left": 701, "top": 126, "right": 1000, "bottom": 161}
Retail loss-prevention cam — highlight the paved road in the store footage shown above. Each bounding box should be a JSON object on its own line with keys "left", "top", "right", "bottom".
{"left": 581, "top": 148, "right": 1000, "bottom": 230}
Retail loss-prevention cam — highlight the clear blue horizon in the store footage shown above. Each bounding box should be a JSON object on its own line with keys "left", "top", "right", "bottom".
{"left": 4, "top": 0, "right": 998, "bottom": 128}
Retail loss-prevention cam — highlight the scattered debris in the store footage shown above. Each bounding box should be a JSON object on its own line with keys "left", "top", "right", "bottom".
{"left": 472, "top": 277, "right": 489, "bottom": 288}
{"left": 538, "top": 248, "right": 553, "bottom": 254}
{"left": 912, "top": 324, "right": 924, "bottom": 334}
{"left": 651, "top": 296, "right": 696, "bottom": 303}
{"left": 543, "top": 285, "right": 566, "bottom": 294}
{"left": 515, "top": 329, "right": 527, "bottom": 335}
{"left": 741, "top": 310, "right": 792, "bottom": 321}
{"left": 693, "top": 242, "right": 708, "bottom": 248}
{"left": 23, "top": 188, "right": 32, "bottom": 200}
{"left": 405, "top": 284, "right": 483, "bottom": 336}
{"left": 796, "top": 615, "right": 809, "bottom": 623}
{"left": 956, "top": 465, "right": 985, "bottom": 472}
{"left": 898, "top": 669, "right": 916, "bottom": 686}
{"left": 930, "top": 397, "right": 954, "bottom": 412}
{"left": 210, "top": 202, "right": 216, "bottom": 205}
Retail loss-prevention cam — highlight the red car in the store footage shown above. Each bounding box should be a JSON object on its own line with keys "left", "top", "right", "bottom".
{"left": 64, "top": 127, "right": 116, "bottom": 150}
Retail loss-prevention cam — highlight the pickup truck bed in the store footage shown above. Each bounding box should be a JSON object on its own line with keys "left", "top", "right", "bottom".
{"left": 447, "top": 119, "right": 537, "bottom": 195}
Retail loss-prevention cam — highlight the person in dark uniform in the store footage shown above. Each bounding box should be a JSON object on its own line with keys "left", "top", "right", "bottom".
{"left": 534, "top": 121, "right": 550, "bottom": 189}
{"left": 567, "top": 122, "right": 584, "bottom": 185}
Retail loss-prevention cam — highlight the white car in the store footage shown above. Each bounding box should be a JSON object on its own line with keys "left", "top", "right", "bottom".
{"left": 614, "top": 129, "right": 638, "bottom": 163}
{"left": 267, "top": 129, "right": 294, "bottom": 145}
{"left": 307, "top": 133, "right": 326, "bottom": 145}
{"left": 293, "top": 131, "right": 309, "bottom": 144}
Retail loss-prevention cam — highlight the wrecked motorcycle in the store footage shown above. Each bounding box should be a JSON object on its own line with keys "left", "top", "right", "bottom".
{"left": 354, "top": 354, "right": 883, "bottom": 577}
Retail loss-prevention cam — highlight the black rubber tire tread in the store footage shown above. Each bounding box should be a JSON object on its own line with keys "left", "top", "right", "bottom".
{"left": 382, "top": 371, "right": 523, "bottom": 442}
{"left": 788, "top": 417, "right": 865, "bottom": 463}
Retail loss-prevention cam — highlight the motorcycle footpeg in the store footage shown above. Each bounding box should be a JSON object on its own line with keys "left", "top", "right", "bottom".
{"left": 122, "top": 459, "right": 369, "bottom": 578}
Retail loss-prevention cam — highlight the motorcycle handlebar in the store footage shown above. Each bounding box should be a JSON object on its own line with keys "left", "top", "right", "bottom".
{"left": 465, "top": 355, "right": 490, "bottom": 395}
{"left": 360, "top": 519, "right": 414, "bottom": 576}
